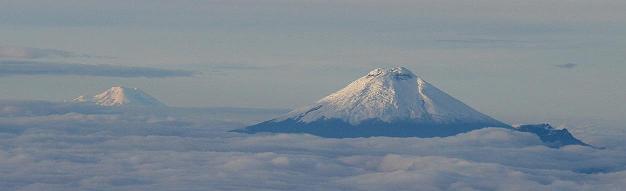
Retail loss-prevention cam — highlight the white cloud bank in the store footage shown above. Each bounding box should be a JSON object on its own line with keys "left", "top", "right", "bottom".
{"left": 0, "top": 101, "right": 625, "bottom": 190}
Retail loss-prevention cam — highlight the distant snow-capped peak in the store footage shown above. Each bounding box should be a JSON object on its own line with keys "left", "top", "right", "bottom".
{"left": 73, "top": 86, "right": 165, "bottom": 107}
{"left": 275, "top": 66, "right": 503, "bottom": 125}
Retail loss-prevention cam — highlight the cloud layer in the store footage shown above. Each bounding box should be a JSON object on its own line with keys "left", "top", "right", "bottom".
{"left": 556, "top": 63, "right": 578, "bottom": 69}
{"left": 0, "top": 60, "right": 195, "bottom": 78}
{"left": 0, "top": 46, "right": 98, "bottom": 59}
{"left": 0, "top": 101, "right": 625, "bottom": 190}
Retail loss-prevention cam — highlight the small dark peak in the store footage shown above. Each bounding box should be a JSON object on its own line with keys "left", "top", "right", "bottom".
{"left": 515, "top": 124, "right": 591, "bottom": 148}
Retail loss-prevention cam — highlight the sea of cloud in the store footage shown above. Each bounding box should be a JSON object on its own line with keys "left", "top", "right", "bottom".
{"left": 1, "top": 101, "right": 625, "bottom": 191}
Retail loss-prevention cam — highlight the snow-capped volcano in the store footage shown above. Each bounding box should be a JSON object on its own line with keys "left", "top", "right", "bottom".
{"left": 73, "top": 86, "right": 165, "bottom": 107}
{"left": 278, "top": 67, "right": 503, "bottom": 125}
{"left": 236, "top": 67, "right": 509, "bottom": 138}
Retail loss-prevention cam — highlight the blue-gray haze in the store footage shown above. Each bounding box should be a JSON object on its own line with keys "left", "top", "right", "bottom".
{"left": 1, "top": 1, "right": 625, "bottom": 190}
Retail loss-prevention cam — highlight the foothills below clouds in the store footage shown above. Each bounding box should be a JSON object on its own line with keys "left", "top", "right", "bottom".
{"left": 0, "top": 100, "right": 625, "bottom": 190}
{"left": 0, "top": 60, "right": 196, "bottom": 78}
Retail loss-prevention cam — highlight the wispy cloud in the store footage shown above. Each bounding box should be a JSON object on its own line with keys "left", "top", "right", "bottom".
{"left": 187, "top": 63, "right": 286, "bottom": 75}
{"left": 0, "top": 60, "right": 196, "bottom": 78}
{"left": 207, "top": 63, "right": 266, "bottom": 71}
{"left": 434, "top": 38, "right": 540, "bottom": 49}
{"left": 555, "top": 63, "right": 578, "bottom": 69}
{"left": 435, "top": 38, "right": 529, "bottom": 44}
{"left": 0, "top": 46, "right": 106, "bottom": 59}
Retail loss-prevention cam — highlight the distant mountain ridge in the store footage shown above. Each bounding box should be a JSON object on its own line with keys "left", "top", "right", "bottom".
{"left": 73, "top": 86, "right": 165, "bottom": 107}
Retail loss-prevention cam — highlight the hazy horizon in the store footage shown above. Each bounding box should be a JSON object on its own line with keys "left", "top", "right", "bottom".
{"left": 1, "top": 1, "right": 625, "bottom": 127}
{"left": 2, "top": 1, "right": 626, "bottom": 190}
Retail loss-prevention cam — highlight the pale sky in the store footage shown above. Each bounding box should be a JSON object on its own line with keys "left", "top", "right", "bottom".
{"left": 1, "top": 0, "right": 625, "bottom": 124}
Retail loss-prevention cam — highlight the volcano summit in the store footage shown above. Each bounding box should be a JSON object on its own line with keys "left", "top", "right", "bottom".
{"left": 73, "top": 86, "right": 165, "bottom": 107}
{"left": 236, "top": 67, "right": 510, "bottom": 138}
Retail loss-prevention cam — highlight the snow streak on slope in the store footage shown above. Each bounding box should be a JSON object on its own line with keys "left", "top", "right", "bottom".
{"left": 73, "top": 86, "right": 165, "bottom": 107}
